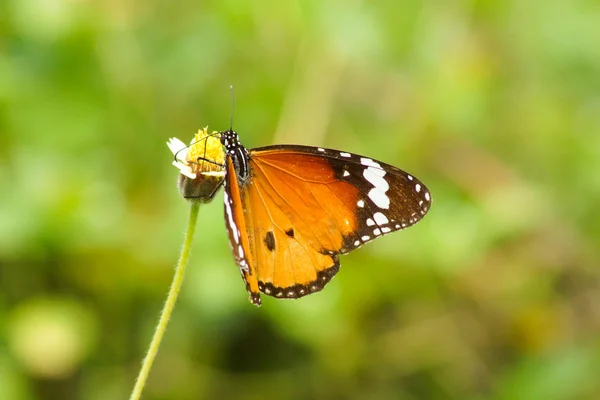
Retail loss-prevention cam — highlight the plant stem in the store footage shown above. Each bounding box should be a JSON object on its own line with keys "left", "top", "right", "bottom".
{"left": 129, "top": 201, "right": 200, "bottom": 400}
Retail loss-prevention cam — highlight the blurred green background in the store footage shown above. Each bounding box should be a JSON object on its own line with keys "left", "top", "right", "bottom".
{"left": 1, "top": 0, "right": 600, "bottom": 399}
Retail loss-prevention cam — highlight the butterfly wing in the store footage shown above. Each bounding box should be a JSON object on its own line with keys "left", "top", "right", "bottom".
{"left": 224, "top": 144, "right": 431, "bottom": 306}
{"left": 223, "top": 156, "right": 262, "bottom": 305}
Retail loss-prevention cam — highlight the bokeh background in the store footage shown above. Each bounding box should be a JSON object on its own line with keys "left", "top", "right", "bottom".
{"left": 1, "top": 0, "right": 600, "bottom": 399}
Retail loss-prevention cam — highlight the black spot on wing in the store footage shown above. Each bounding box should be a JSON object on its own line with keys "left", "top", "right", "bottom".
{"left": 285, "top": 228, "right": 294, "bottom": 238}
{"left": 264, "top": 231, "right": 276, "bottom": 252}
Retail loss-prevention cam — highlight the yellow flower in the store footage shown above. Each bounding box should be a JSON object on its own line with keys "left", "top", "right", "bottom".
{"left": 167, "top": 127, "right": 226, "bottom": 202}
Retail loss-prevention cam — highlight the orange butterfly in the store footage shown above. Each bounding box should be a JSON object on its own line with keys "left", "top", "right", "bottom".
{"left": 168, "top": 128, "right": 431, "bottom": 306}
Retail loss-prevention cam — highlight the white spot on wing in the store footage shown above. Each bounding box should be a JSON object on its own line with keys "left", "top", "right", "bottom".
{"left": 373, "top": 212, "right": 389, "bottom": 225}
{"left": 318, "top": 148, "right": 325, "bottom": 152}
{"left": 357, "top": 200, "right": 365, "bottom": 208}
{"left": 373, "top": 228, "right": 381, "bottom": 236}
{"left": 340, "top": 152, "right": 351, "bottom": 157}
{"left": 425, "top": 192, "right": 431, "bottom": 201}
{"left": 381, "top": 227, "right": 391, "bottom": 233}
{"left": 361, "top": 235, "right": 370, "bottom": 241}
{"left": 415, "top": 183, "right": 421, "bottom": 193}
{"left": 363, "top": 167, "right": 389, "bottom": 191}
{"left": 360, "top": 157, "right": 381, "bottom": 169}
{"left": 363, "top": 165, "right": 390, "bottom": 209}
{"left": 343, "top": 170, "right": 350, "bottom": 177}
{"left": 366, "top": 218, "right": 375, "bottom": 226}
{"left": 368, "top": 188, "right": 390, "bottom": 209}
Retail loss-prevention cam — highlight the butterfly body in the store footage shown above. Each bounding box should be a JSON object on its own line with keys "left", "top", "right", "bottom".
{"left": 218, "top": 130, "right": 431, "bottom": 306}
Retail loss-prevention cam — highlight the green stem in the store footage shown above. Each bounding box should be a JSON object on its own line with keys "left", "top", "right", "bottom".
{"left": 129, "top": 201, "right": 200, "bottom": 400}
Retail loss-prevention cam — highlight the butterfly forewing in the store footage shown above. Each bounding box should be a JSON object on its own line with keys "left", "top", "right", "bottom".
{"left": 250, "top": 145, "right": 431, "bottom": 251}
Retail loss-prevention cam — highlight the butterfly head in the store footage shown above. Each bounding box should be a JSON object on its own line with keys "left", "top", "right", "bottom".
{"left": 167, "top": 127, "right": 226, "bottom": 202}
{"left": 219, "top": 129, "right": 243, "bottom": 155}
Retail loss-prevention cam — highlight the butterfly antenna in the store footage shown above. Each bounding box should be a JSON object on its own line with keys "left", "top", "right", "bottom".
{"left": 202, "top": 135, "right": 208, "bottom": 169}
{"left": 229, "top": 85, "right": 235, "bottom": 132}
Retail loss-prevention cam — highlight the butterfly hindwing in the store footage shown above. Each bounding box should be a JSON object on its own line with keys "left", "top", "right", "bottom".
{"left": 245, "top": 178, "right": 340, "bottom": 299}
{"left": 223, "top": 157, "right": 261, "bottom": 305}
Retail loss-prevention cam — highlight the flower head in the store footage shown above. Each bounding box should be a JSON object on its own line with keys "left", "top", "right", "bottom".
{"left": 167, "top": 127, "right": 226, "bottom": 202}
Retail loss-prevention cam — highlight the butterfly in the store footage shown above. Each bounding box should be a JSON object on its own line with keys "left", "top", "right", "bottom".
{"left": 168, "top": 128, "right": 431, "bottom": 306}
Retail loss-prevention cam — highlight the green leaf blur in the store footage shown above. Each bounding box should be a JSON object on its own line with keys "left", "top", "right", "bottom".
{"left": 1, "top": 0, "right": 599, "bottom": 399}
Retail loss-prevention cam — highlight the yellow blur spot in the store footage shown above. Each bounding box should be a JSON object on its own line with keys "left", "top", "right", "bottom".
{"left": 7, "top": 297, "right": 98, "bottom": 379}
